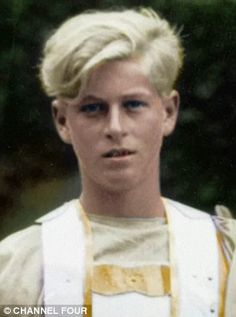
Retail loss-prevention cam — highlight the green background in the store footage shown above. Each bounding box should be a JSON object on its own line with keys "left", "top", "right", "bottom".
{"left": 0, "top": 0, "right": 235, "bottom": 240}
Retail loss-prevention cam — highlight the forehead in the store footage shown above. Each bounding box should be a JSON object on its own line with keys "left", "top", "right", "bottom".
{"left": 79, "top": 59, "right": 158, "bottom": 99}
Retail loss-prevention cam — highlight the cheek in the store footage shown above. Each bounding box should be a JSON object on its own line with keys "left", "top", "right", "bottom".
{"left": 147, "top": 132, "right": 163, "bottom": 156}
{"left": 67, "top": 127, "right": 86, "bottom": 159}
{"left": 140, "top": 115, "right": 164, "bottom": 144}
{"left": 69, "top": 126, "right": 99, "bottom": 161}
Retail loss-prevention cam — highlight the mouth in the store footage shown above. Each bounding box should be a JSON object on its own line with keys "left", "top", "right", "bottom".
{"left": 102, "top": 148, "right": 135, "bottom": 158}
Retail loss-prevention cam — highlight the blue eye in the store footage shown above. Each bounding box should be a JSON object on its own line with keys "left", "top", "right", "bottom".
{"left": 80, "top": 103, "right": 105, "bottom": 114}
{"left": 123, "top": 100, "right": 146, "bottom": 110}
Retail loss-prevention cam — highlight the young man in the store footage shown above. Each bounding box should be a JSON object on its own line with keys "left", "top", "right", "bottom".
{"left": 0, "top": 8, "right": 235, "bottom": 317}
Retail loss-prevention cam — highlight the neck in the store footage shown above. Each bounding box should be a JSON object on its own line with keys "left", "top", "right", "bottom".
{"left": 79, "top": 173, "right": 165, "bottom": 218}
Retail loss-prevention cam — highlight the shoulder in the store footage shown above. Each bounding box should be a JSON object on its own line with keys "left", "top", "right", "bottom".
{"left": 213, "top": 205, "right": 236, "bottom": 261}
{"left": 164, "top": 197, "right": 212, "bottom": 219}
{"left": 0, "top": 200, "right": 77, "bottom": 304}
{"left": 214, "top": 205, "right": 236, "bottom": 246}
{"left": 0, "top": 224, "right": 41, "bottom": 256}
{"left": 0, "top": 224, "right": 43, "bottom": 304}
{"left": 165, "top": 197, "right": 236, "bottom": 260}
{"left": 0, "top": 224, "right": 42, "bottom": 279}
{"left": 35, "top": 199, "right": 77, "bottom": 223}
{"left": 213, "top": 216, "right": 236, "bottom": 261}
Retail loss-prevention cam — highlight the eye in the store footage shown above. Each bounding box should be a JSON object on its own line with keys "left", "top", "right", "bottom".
{"left": 80, "top": 103, "right": 105, "bottom": 115}
{"left": 123, "top": 100, "right": 146, "bottom": 111}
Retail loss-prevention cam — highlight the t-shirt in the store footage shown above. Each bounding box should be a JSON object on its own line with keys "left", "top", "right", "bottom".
{"left": 0, "top": 201, "right": 235, "bottom": 316}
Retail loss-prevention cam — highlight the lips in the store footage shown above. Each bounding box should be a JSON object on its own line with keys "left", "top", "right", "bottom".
{"left": 102, "top": 149, "right": 135, "bottom": 158}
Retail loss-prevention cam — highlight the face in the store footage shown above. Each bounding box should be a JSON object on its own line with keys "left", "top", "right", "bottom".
{"left": 53, "top": 59, "right": 179, "bottom": 192}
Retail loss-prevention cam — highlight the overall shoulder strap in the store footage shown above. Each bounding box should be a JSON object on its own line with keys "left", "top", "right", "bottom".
{"left": 42, "top": 200, "right": 86, "bottom": 306}
{"left": 164, "top": 198, "right": 219, "bottom": 317}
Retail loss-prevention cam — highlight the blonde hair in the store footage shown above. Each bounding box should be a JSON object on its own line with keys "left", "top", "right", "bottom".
{"left": 39, "top": 8, "right": 184, "bottom": 98}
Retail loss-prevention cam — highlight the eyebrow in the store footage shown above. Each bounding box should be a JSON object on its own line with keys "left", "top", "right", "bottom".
{"left": 79, "top": 95, "right": 104, "bottom": 102}
{"left": 79, "top": 90, "right": 152, "bottom": 102}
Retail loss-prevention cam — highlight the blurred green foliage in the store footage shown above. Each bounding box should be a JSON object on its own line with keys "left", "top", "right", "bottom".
{"left": 0, "top": 0, "right": 235, "bottom": 238}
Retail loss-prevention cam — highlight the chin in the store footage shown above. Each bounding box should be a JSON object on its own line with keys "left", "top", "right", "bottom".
{"left": 98, "top": 174, "right": 141, "bottom": 193}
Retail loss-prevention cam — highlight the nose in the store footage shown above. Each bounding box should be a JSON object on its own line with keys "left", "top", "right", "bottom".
{"left": 104, "top": 105, "right": 127, "bottom": 141}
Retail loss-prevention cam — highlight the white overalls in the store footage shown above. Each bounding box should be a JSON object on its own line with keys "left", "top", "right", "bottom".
{"left": 41, "top": 199, "right": 220, "bottom": 317}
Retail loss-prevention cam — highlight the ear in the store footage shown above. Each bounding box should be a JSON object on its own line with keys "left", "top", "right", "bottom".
{"left": 51, "top": 99, "right": 72, "bottom": 144}
{"left": 162, "top": 90, "right": 180, "bottom": 137}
